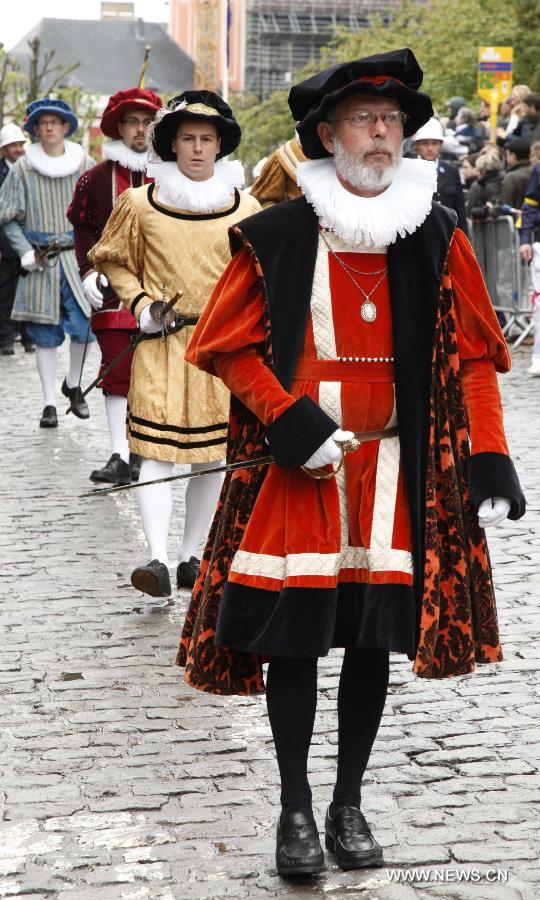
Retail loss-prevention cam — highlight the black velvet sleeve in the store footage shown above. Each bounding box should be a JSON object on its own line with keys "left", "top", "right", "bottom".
{"left": 468, "top": 452, "right": 526, "bottom": 520}
{"left": 265, "top": 395, "right": 338, "bottom": 467}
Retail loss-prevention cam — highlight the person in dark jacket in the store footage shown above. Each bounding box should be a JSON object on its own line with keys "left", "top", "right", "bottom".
{"left": 446, "top": 95, "right": 466, "bottom": 130}
{"left": 0, "top": 123, "right": 33, "bottom": 355}
{"left": 518, "top": 141, "right": 540, "bottom": 376}
{"left": 522, "top": 94, "right": 540, "bottom": 147}
{"left": 501, "top": 138, "right": 532, "bottom": 210}
{"left": 518, "top": 141, "right": 540, "bottom": 261}
{"left": 413, "top": 117, "right": 468, "bottom": 232}
{"left": 466, "top": 150, "right": 504, "bottom": 217}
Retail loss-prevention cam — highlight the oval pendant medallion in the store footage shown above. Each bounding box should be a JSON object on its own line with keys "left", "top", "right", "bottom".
{"left": 361, "top": 300, "right": 377, "bottom": 323}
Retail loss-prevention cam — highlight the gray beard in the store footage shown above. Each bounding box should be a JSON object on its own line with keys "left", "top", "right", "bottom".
{"left": 333, "top": 136, "right": 402, "bottom": 190}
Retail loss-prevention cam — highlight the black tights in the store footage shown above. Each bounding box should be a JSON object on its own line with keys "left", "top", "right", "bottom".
{"left": 266, "top": 647, "right": 390, "bottom": 814}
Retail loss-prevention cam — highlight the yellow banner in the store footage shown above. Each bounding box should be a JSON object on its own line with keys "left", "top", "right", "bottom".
{"left": 477, "top": 46, "right": 513, "bottom": 141}
{"left": 477, "top": 46, "right": 513, "bottom": 103}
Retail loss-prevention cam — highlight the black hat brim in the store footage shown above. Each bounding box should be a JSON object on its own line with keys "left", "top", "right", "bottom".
{"left": 296, "top": 80, "right": 433, "bottom": 159}
{"left": 152, "top": 110, "right": 241, "bottom": 161}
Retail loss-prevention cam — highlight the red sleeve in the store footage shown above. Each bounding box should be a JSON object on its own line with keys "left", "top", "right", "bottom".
{"left": 185, "top": 246, "right": 295, "bottom": 425}
{"left": 67, "top": 172, "right": 100, "bottom": 279}
{"left": 448, "top": 228, "right": 510, "bottom": 455}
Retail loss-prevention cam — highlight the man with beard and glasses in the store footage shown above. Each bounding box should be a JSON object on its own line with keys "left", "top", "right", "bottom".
{"left": 177, "top": 50, "right": 525, "bottom": 877}
{"left": 68, "top": 88, "right": 162, "bottom": 485}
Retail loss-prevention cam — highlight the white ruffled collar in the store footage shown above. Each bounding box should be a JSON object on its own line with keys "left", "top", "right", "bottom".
{"left": 25, "top": 140, "right": 85, "bottom": 178}
{"left": 146, "top": 158, "right": 244, "bottom": 213}
{"left": 296, "top": 156, "right": 437, "bottom": 247}
{"left": 103, "top": 140, "right": 148, "bottom": 172}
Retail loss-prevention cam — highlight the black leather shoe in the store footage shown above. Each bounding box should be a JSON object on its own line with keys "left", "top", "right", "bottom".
{"left": 325, "top": 805, "right": 383, "bottom": 869}
{"left": 131, "top": 559, "right": 171, "bottom": 597}
{"left": 40, "top": 405, "right": 58, "bottom": 428}
{"left": 176, "top": 556, "right": 200, "bottom": 589}
{"left": 129, "top": 453, "right": 141, "bottom": 482}
{"left": 23, "top": 342, "right": 35, "bottom": 353}
{"left": 90, "top": 453, "right": 130, "bottom": 485}
{"left": 61, "top": 378, "right": 89, "bottom": 419}
{"left": 276, "top": 808, "right": 325, "bottom": 877}
{"left": 1, "top": 344, "right": 14, "bottom": 355}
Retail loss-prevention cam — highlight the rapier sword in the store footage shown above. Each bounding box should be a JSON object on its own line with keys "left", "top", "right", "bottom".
{"left": 79, "top": 426, "right": 399, "bottom": 498}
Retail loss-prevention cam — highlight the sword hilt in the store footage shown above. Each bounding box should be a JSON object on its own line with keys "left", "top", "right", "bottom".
{"left": 301, "top": 427, "right": 399, "bottom": 480}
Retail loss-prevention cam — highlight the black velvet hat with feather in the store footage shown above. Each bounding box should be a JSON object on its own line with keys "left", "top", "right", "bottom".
{"left": 289, "top": 48, "right": 434, "bottom": 159}
{"left": 150, "top": 90, "right": 241, "bottom": 161}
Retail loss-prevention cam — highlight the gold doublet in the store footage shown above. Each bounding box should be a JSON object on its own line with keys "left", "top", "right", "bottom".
{"left": 90, "top": 183, "right": 261, "bottom": 463}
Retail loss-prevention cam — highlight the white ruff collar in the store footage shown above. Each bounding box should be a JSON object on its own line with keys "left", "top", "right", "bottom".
{"left": 146, "top": 158, "right": 244, "bottom": 213}
{"left": 103, "top": 140, "right": 148, "bottom": 172}
{"left": 25, "top": 140, "right": 85, "bottom": 178}
{"left": 297, "top": 156, "right": 437, "bottom": 247}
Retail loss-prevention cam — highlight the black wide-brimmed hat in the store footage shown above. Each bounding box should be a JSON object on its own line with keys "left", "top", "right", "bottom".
{"left": 150, "top": 90, "right": 241, "bottom": 161}
{"left": 289, "top": 48, "right": 434, "bottom": 159}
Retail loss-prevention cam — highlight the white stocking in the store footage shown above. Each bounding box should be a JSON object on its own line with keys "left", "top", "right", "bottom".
{"left": 179, "top": 461, "right": 224, "bottom": 563}
{"left": 35, "top": 346, "right": 57, "bottom": 406}
{"left": 105, "top": 394, "right": 129, "bottom": 462}
{"left": 66, "top": 339, "right": 88, "bottom": 389}
{"left": 532, "top": 297, "right": 540, "bottom": 365}
{"left": 138, "top": 458, "right": 173, "bottom": 565}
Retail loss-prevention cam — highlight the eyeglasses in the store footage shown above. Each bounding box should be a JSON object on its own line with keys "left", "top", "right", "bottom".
{"left": 37, "top": 118, "right": 65, "bottom": 128}
{"left": 329, "top": 111, "right": 409, "bottom": 129}
{"left": 122, "top": 117, "right": 154, "bottom": 128}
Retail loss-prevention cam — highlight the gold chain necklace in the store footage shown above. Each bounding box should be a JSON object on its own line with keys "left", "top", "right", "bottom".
{"left": 321, "top": 233, "right": 387, "bottom": 323}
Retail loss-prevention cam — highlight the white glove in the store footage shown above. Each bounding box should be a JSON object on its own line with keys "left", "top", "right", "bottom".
{"left": 21, "top": 249, "right": 42, "bottom": 272}
{"left": 83, "top": 271, "right": 107, "bottom": 310}
{"left": 139, "top": 305, "right": 162, "bottom": 334}
{"left": 303, "top": 429, "right": 355, "bottom": 469}
{"left": 478, "top": 496, "right": 511, "bottom": 528}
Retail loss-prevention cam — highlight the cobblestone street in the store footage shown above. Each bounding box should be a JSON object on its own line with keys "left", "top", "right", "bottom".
{"left": 0, "top": 342, "right": 539, "bottom": 899}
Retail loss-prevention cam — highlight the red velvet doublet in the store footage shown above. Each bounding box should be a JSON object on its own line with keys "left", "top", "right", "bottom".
{"left": 229, "top": 241, "right": 414, "bottom": 593}
{"left": 190, "top": 228, "right": 508, "bottom": 602}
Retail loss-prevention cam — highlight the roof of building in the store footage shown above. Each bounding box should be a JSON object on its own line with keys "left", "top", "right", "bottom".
{"left": 9, "top": 17, "right": 194, "bottom": 95}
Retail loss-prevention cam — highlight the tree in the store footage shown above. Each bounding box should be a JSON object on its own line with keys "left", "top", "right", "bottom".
{"left": 231, "top": 61, "right": 321, "bottom": 178}
{"left": 231, "top": 89, "right": 292, "bottom": 177}
{"left": 322, "top": 0, "right": 519, "bottom": 112}
{"left": 0, "top": 36, "right": 98, "bottom": 143}
{"left": 513, "top": 0, "right": 540, "bottom": 88}
{"left": 231, "top": 0, "right": 536, "bottom": 172}
{"left": 25, "top": 37, "right": 80, "bottom": 107}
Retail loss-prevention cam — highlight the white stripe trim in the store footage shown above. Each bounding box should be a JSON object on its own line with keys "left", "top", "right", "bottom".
{"left": 370, "top": 392, "right": 400, "bottom": 550}
{"left": 311, "top": 236, "right": 337, "bottom": 359}
{"left": 318, "top": 381, "right": 348, "bottom": 550}
{"left": 231, "top": 547, "right": 412, "bottom": 580}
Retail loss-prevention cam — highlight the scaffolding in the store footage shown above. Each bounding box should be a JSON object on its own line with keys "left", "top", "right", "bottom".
{"left": 245, "top": 0, "right": 400, "bottom": 99}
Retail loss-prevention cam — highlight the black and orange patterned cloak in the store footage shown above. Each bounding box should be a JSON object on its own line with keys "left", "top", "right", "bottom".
{"left": 177, "top": 198, "right": 525, "bottom": 695}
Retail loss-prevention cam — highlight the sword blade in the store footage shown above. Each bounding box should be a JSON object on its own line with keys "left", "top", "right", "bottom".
{"left": 79, "top": 455, "right": 274, "bottom": 498}
{"left": 79, "top": 426, "right": 400, "bottom": 500}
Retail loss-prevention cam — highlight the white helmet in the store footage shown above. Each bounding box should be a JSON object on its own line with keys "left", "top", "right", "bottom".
{"left": 413, "top": 117, "right": 445, "bottom": 142}
{"left": 0, "top": 123, "right": 26, "bottom": 148}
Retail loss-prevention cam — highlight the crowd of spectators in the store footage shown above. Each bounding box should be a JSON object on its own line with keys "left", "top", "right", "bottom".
{"left": 408, "top": 89, "right": 540, "bottom": 376}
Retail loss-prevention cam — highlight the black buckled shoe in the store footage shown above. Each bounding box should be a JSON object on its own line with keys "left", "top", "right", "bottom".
{"left": 129, "top": 453, "right": 141, "bottom": 482}
{"left": 131, "top": 559, "right": 171, "bottom": 597}
{"left": 40, "top": 405, "right": 58, "bottom": 428}
{"left": 325, "top": 805, "right": 383, "bottom": 870}
{"left": 176, "top": 556, "right": 200, "bottom": 589}
{"left": 90, "top": 453, "right": 131, "bottom": 485}
{"left": 61, "top": 378, "right": 90, "bottom": 419}
{"left": 276, "top": 808, "right": 325, "bottom": 877}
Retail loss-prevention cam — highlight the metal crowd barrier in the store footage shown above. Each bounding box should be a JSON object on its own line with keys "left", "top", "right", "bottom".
{"left": 470, "top": 215, "right": 533, "bottom": 348}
